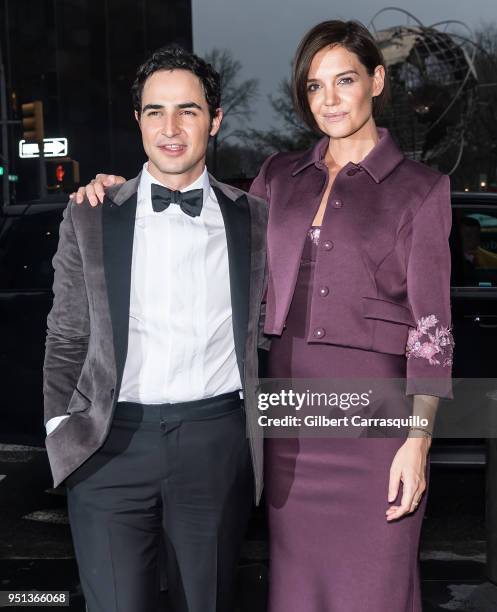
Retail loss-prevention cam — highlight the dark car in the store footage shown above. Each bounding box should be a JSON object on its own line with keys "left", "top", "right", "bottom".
{"left": 431, "top": 192, "right": 497, "bottom": 467}
{"left": 450, "top": 192, "right": 497, "bottom": 380}
{"left": 0, "top": 196, "right": 67, "bottom": 443}
{"left": 1, "top": 192, "right": 497, "bottom": 451}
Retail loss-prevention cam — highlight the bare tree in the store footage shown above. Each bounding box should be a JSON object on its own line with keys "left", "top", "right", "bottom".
{"left": 452, "top": 24, "right": 497, "bottom": 189}
{"left": 238, "top": 78, "right": 318, "bottom": 155}
{"left": 205, "top": 48, "right": 259, "bottom": 173}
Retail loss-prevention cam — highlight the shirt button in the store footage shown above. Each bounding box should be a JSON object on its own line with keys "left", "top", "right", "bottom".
{"left": 333, "top": 199, "right": 343, "bottom": 208}
{"left": 323, "top": 240, "right": 334, "bottom": 251}
{"left": 313, "top": 327, "right": 326, "bottom": 339}
{"left": 319, "top": 286, "right": 329, "bottom": 297}
{"left": 110, "top": 388, "right": 115, "bottom": 399}
{"left": 346, "top": 168, "right": 358, "bottom": 176}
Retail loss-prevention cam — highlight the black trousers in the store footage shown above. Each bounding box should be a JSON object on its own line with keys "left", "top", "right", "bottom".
{"left": 65, "top": 392, "right": 254, "bottom": 612}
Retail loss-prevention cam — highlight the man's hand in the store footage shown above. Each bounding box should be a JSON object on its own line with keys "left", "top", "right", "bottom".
{"left": 71, "top": 174, "right": 126, "bottom": 207}
{"left": 386, "top": 436, "right": 430, "bottom": 521}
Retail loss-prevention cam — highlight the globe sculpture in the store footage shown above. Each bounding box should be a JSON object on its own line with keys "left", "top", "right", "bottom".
{"left": 369, "top": 8, "right": 478, "bottom": 173}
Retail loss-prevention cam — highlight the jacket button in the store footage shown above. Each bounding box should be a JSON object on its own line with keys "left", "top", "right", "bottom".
{"left": 319, "top": 286, "right": 329, "bottom": 297}
{"left": 333, "top": 199, "right": 343, "bottom": 208}
{"left": 323, "top": 240, "right": 334, "bottom": 251}
{"left": 313, "top": 327, "right": 325, "bottom": 339}
{"left": 110, "top": 388, "right": 115, "bottom": 399}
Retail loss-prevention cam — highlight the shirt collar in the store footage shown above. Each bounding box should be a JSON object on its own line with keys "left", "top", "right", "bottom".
{"left": 291, "top": 127, "right": 405, "bottom": 183}
{"left": 140, "top": 162, "right": 211, "bottom": 207}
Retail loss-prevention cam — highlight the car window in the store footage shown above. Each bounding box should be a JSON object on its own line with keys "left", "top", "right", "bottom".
{"left": 0, "top": 210, "right": 63, "bottom": 290}
{"left": 451, "top": 207, "right": 497, "bottom": 288}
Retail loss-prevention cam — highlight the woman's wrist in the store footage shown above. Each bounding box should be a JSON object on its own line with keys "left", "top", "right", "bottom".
{"left": 406, "top": 429, "right": 432, "bottom": 450}
{"left": 408, "top": 425, "right": 432, "bottom": 438}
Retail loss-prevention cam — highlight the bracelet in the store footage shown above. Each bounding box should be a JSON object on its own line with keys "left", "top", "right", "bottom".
{"left": 408, "top": 426, "right": 432, "bottom": 438}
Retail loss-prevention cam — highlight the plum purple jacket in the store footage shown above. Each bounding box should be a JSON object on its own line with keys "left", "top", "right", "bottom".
{"left": 250, "top": 128, "right": 454, "bottom": 398}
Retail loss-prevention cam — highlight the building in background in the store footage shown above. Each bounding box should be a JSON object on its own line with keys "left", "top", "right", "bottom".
{"left": 1, "top": 0, "right": 192, "bottom": 202}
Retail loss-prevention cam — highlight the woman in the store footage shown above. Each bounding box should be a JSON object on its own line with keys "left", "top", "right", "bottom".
{"left": 75, "top": 20, "right": 453, "bottom": 611}
{"left": 249, "top": 20, "right": 453, "bottom": 612}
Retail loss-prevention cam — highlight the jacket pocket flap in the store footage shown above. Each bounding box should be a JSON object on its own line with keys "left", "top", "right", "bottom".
{"left": 362, "top": 297, "right": 414, "bottom": 326}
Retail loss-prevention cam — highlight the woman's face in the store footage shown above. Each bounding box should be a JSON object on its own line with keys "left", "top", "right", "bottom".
{"left": 306, "top": 44, "right": 385, "bottom": 139}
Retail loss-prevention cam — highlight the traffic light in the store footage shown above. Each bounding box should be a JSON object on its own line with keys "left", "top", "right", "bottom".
{"left": 47, "top": 158, "right": 80, "bottom": 192}
{"left": 21, "top": 100, "right": 44, "bottom": 143}
{"left": 56, "top": 164, "right": 65, "bottom": 183}
{"left": 0, "top": 167, "right": 18, "bottom": 182}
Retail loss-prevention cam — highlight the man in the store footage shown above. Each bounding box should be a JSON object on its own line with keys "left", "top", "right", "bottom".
{"left": 44, "top": 46, "right": 267, "bottom": 612}
{"left": 460, "top": 216, "right": 497, "bottom": 268}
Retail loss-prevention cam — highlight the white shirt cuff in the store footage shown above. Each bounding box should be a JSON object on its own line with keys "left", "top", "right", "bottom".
{"left": 46, "top": 415, "right": 70, "bottom": 436}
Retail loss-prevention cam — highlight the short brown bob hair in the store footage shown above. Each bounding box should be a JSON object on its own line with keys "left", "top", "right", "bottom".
{"left": 292, "top": 20, "right": 390, "bottom": 133}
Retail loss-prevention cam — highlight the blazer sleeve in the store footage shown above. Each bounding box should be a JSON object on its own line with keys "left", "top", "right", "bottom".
{"left": 43, "top": 201, "right": 90, "bottom": 425}
{"left": 250, "top": 154, "right": 278, "bottom": 351}
{"left": 405, "top": 174, "right": 454, "bottom": 399}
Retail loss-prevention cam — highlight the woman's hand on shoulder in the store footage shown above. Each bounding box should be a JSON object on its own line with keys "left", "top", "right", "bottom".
{"left": 71, "top": 174, "right": 126, "bottom": 207}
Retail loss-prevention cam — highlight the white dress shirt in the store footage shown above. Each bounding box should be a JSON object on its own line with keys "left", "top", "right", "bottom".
{"left": 46, "top": 163, "right": 241, "bottom": 435}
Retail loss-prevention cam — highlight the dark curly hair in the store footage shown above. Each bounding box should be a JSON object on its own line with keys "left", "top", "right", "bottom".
{"left": 131, "top": 46, "right": 221, "bottom": 120}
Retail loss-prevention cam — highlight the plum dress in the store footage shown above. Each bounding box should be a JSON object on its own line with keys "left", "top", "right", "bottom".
{"left": 265, "top": 227, "right": 427, "bottom": 612}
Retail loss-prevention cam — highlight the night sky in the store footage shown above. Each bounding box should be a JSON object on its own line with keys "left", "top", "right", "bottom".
{"left": 192, "top": 0, "right": 497, "bottom": 133}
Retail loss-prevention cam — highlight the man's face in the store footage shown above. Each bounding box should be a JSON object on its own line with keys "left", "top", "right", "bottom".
{"left": 136, "top": 69, "right": 222, "bottom": 189}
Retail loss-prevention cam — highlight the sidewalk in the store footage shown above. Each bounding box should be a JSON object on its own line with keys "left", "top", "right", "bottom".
{"left": 1, "top": 554, "right": 496, "bottom": 611}
{"left": 0, "top": 444, "right": 494, "bottom": 610}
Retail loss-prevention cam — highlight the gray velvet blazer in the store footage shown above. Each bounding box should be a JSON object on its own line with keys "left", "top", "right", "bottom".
{"left": 43, "top": 173, "right": 268, "bottom": 502}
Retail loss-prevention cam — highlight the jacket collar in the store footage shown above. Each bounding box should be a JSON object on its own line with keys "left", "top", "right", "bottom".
{"left": 208, "top": 173, "right": 247, "bottom": 202}
{"left": 291, "top": 127, "right": 405, "bottom": 183}
{"left": 106, "top": 173, "right": 141, "bottom": 206}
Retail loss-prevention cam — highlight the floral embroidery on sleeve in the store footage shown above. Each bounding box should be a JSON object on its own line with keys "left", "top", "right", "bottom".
{"left": 406, "top": 315, "right": 454, "bottom": 367}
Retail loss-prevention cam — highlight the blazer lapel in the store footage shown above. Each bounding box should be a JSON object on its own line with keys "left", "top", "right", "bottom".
{"left": 212, "top": 183, "right": 251, "bottom": 384}
{"left": 102, "top": 175, "right": 140, "bottom": 389}
{"left": 266, "top": 164, "right": 326, "bottom": 333}
{"left": 102, "top": 172, "right": 251, "bottom": 389}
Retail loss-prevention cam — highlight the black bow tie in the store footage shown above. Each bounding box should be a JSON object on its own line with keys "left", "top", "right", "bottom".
{"left": 151, "top": 183, "right": 203, "bottom": 217}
